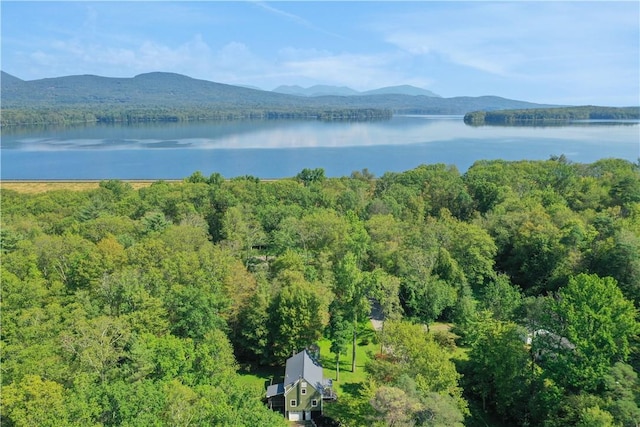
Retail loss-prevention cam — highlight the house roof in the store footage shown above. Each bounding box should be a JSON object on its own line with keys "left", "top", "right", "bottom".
{"left": 266, "top": 350, "right": 327, "bottom": 398}
{"left": 284, "top": 350, "right": 325, "bottom": 391}
{"left": 266, "top": 383, "right": 284, "bottom": 398}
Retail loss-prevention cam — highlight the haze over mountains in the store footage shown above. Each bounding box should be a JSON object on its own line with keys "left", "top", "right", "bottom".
{"left": 272, "top": 84, "right": 441, "bottom": 98}
{"left": 1, "top": 71, "right": 557, "bottom": 116}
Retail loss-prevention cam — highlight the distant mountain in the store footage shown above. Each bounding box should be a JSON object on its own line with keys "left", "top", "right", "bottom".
{"left": 1, "top": 72, "right": 302, "bottom": 108}
{"left": 1, "top": 71, "right": 560, "bottom": 125}
{"left": 1, "top": 71, "right": 24, "bottom": 85}
{"left": 273, "top": 84, "right": 360, "bottom": 97}
{"left": 362, "top": 85, "right": 440, "bottom": 97}
{"left": 273, "top": 84, "right": 440, "bottom": 98}
{"left": 236, "top": 84, "right": 265, "bottom": 91}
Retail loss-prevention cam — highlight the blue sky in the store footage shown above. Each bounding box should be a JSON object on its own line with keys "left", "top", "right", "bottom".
{"left": 2, "top": 1, "right": 639, "bottom": 106}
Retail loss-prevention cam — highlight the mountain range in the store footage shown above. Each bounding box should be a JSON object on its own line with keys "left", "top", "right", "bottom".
{"left": 1, "top": 71, "right": 558, "bottom": 116}
{"left": 272, "top": 84, "right": 441, "bottom": 98}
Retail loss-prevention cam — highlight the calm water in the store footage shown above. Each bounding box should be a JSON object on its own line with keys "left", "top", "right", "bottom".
{"left": 1, "top": 116, "right": 638, "bottom": 179}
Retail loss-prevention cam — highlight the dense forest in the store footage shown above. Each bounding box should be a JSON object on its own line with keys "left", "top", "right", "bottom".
{"left": 2, "top": 158, "right": 639, "bottom": 426}
{"left": 464, "top": 106, "right": 640, "bottom": 126}
{"left": 0, "top": 106, "right": 393, "bottom": 127}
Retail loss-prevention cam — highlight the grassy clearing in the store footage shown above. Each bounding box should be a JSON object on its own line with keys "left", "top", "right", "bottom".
{"left": 317, "top": 320, "right": 380, "bottom": 396}
{"left": 236, "top": 320, "right": 380, "bottom": 399}
{"left": 237, "top": 320, "right": 467, "bottom": 424}
{"left": 0, "top": 180, "right": 159, "bottom": 193}
{"left": 236, "top": 363, "right": 281, "bottom": 391}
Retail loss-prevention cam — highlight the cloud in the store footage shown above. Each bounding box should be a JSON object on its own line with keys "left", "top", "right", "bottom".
{"left": 279, "top": 50, "right": 433, "bottom": 90}
{"left": 379, "top": 2, "right": 638, "bottom": 80}
{"left": 252, "top": 1, "right": 345, "bottom": 39}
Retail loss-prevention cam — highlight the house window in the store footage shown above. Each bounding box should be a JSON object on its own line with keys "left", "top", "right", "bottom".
{"left": 312, "top": 400, "right": 318, "bottom": 407}
{"left": 290, "top": 399, "right": 297, "bottom": 407}
{"left": 301, "top": 381, "right": 307, "bottom": 388}
{"left": 301, "top": 388, "right": 307, "bottom": 395}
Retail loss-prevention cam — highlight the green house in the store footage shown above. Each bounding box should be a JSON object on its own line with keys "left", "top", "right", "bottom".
{"left": 266, "top": 350, "right": 332, "bottom": 422}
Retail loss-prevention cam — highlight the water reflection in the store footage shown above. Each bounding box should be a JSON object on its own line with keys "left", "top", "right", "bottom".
{"left": 5, "top": 115, "right": 637, "bottom": 151}
{"left": 1, "top": 116, "right": 638, "bottom": 179}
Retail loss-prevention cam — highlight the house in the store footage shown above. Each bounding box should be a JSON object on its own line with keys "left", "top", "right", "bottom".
{"left": 525, "top": 329, "right": 576, "bottom": 361}
{"left": 266, "top": 350, "right": 333, "bottom": 422}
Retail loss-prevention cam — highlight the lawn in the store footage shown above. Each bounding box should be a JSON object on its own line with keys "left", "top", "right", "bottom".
{"left": 236, "top": 320, "right": 469, "bottom": 425}
{"left": 236, "top": 320, "right": 380, "bottom": 400}
{"left": 317, "top": 320, "right": 379, "bottom": 396}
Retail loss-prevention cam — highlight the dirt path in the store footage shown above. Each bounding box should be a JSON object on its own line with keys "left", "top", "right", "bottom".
{"left": 369, "top": 300, "right": 384, "bottom": 331}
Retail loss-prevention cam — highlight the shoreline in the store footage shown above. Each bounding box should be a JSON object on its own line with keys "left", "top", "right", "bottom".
{"left": 0, "top": 179, "right": 165, "bottom": 193}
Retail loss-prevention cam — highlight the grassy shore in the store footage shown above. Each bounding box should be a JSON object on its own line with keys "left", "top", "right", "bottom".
{"left": 0, "top": 180, "right": 161, "bottom": 193}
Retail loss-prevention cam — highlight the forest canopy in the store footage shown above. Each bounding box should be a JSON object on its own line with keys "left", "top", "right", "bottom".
{"left": 464, "top": 106, "right": 640, "bottom": 126}
{"left": 1, "top": 158, "right": 639, "bottom": 426}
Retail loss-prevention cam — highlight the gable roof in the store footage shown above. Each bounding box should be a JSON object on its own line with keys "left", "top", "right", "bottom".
{"left": 266, "top": 350, "right": 327, "bottom": 398}
{"left": 284, "top": 350, "right": 324, "bottom": 391}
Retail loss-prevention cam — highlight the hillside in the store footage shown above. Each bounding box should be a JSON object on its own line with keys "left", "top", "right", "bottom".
{"left": 1, "top": 71, "right": 24, "bottom": 85}
{"left": 272, "top": 83, "right": 440, "bottom": 98}
{"left": 1, "top": 71, "right": 558, "bottom": 125}
{"left": 273, "top": 84, "right": 360, "bottom": 97}
{"left": 1, "top": 72, "right": 305, "bottom": 108}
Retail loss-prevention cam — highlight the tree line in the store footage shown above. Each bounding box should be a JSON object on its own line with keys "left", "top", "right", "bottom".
{"left": 1, "top": 158, "right": 639, "bottom": 426}
{"left": 0, "top": 107, "right": 392, "bottom": 127}
{"left": 464, "top": 106, "right": 640, "bottom": 126}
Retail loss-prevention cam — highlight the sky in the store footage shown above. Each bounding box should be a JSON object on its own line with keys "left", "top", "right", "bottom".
{"left": 1, "top": 1, "right": 639, "bottom": 106}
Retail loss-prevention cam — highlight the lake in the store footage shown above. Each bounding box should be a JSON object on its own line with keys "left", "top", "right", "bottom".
{"left": 1, "top": 115, "right": 638, "bottom": 180}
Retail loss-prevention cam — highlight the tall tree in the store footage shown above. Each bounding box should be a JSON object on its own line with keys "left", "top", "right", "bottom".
{"left": 538, "top": 274, "right": 638, "bottom": 392}
{"left": 333, "top": 252, "right": 370, "bottom": 372}
{"left": 268, "top": 278, "right": 326, "bottom": 360}
{"left": 465, "top": 313, "right": 531, "bottom": 423}
{"left": 327, "top": 302, "right": 351, "bottom": 381}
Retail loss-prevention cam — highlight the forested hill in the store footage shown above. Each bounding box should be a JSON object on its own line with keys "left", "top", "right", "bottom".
{"left": 464, "top": 105, "right": 640, "bottom": 126}
{"left": 1, "top": 71, "right": 555, "bottom": 125}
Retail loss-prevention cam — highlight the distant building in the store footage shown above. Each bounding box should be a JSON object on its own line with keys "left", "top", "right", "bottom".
{"left": 525, "top": 329, "right": 576, "bottom": 360}
{"left": 266, "top": 350, "right": 334, "bottom": 422}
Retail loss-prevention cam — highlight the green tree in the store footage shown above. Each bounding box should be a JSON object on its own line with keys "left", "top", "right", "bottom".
{"left": 221, "top": 205, "right": 266, "bottom": 265}
{"left": 602, "top": 362, "right": 640, "bottom": 426}
{"left": 234, "top": 281, "right": 272, "bottom": 363}
{"left": 2, "top": 375, "right": 70, "bottom": 427}
{"left": 370, "top": 321, "right": 466, "bottom": 408}
{"left": 268, "top": 279, "right": 326, "bottom": 360}
{"left": 333, "top": 252, "right": 371, "bottom": 372}
{"left": 61, "top": 315, "right": 132, "bottom": 383}
{"left": 465, "top": 313, "right": 531, "bottom": 423}
{"left": 539, "top": 274, "right": 638, "bottom": 392}
{"left": 296, "top": 167, "right": 326, "bottom": 187}
{"left": 480, "top": 274, "right": 523, "bottom": 321}
{"left": 368, "top": 268, "right": 402, "bottom": 352}
{"left": 370, "top": 385, "right": 423, "bottom": 427}
{"left": 141, "top": 211, "right": 170, "bottom": 234}
{"left": 590, "top": 228, "right": 640, "bottom": 305}
{"left": 327, "top": 303, "right": 351, "bottom": 381}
